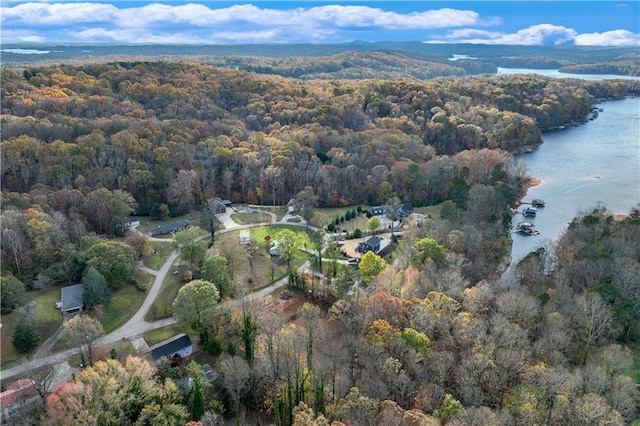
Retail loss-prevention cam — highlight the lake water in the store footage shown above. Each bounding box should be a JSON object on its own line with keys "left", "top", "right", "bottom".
{"left": 497, "top": 67, "right": 640, "bottom": 81}
{"left": 503, "top": 95, "right": 640, "bottom": 277}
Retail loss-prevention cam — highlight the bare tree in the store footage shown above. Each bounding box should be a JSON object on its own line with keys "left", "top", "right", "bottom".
{"left": 220, "top": 355, "right": 250, "bottom": 423}
{"left": 571, "top": 292, "right": 613, "bottom": 365}
{"left": 60, "top": 315, "right": 104, "bottom": 367}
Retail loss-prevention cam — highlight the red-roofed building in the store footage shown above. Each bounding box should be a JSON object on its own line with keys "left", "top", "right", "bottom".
{"left": 0, "top": 378, "right": 40, "bottom": 420}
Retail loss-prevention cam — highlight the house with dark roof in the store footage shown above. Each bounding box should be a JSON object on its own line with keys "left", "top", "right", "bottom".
{"left": 397, "top": 203, "right": 414, "bottom": 219}
{"left": 149, "top": 220, "right": 190, "bottom": 236}
{"left": 127, "top": 216, "right": 141, "bottom": 228}
{"left": 367, "top": 206, "right": 384, "bottom": 216}
{"left": 148, "top": 333, "right": 193, "bottom": 364}
{"left": 56, "top": 284, "right": 84, "bottom": 314}
{"left": 356, "top": 236, "right": 382, "bottom": 254}
{"left": 207, "top": 197, "right": 227, "bottom": 214}
{"left": 0, "top": 379, "right": 39, "bottom": 420}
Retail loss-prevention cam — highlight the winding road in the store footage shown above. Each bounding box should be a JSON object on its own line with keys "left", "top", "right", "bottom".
{"left": 0, "top": 208, "right": 318, "bottom": 385}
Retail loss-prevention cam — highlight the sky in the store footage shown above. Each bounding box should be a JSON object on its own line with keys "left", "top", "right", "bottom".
{"left": 1, "top": 1, "right": 639, "bottom": 46}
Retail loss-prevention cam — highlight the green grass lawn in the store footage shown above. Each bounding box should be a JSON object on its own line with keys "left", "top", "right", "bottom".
{"left": 249, "top": 225, "right": 313, "bottom": 246}
{"left": 142, "top": 241, "right": 173, "bottom": 270}
{"left": 231, "top": 210, "right": 273, "bottom": 225}
{"left": 146, "top": 272, "right": 182, "bottom": 321}
{"left": 1, "top": 286, "right": 64, "bottom": 369}
{"left": 630, "top": 341, "right": 640, "bottom": 384}
{"left": 251, "top": 206, "right": 286, "bottom": 221}
{"left": 143, "top": 324, "right": 189, "bottom": 347}
{"left": 102, "top": 282, "right": 148, "bottom": 333}
{"left": 415, "top": 203, "right": 444, "bottom": 218}
{"left": 67, "top": 339, "right": 136, "bottom": 367}
{"left": 310, "top": 206, "right": 367, "bottom": 228}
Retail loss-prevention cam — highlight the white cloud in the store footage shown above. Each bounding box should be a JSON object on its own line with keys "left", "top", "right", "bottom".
{"left": 302, "top": 6, "right": 487, "bottom": 30}
{"left": 0, "top": 2, "right": 637, "bottom": 46}
{"left": 429, "top": 24, "right": 580, "bottom": 46}
{"left": 575, "top": 30, "right": 640, "bottom": 46}
{"left": 1, "top": 3, "right": 488, "bottom": 35}
{"left": 0, "top": 29, "right": 46, "bottom": 42}
{"left": 71, "top": 27, "right": 209, "bottom": 44}
{"left": 429, "top": 24, "right": 640, "bottom": 47}
{"left": 1, "top": 2, "right": 120, "bottom": 25}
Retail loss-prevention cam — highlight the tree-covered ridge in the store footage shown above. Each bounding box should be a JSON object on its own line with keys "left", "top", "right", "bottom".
{"left": 2, "top": 42, "right": 638, "bottom": 76}
{"left": 2, "top": 62, "right": 637, "bottom": 211}
{"left": 205, "top": 50, "right": 496, "bottom": 80}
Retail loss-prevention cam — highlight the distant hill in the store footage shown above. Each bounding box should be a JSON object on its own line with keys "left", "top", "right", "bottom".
{"left": 1, "top": 42, "right": 638, "bottom": 77}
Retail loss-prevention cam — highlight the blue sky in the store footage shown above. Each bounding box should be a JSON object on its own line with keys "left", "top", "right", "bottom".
{"left": 1, "top": 1, "right": 639, "bottom": 46}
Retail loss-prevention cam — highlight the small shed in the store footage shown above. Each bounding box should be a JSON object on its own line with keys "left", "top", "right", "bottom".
{"left": 239, "top": 230, "right": 251, "bottom": 245}
{"left": 57, "top": 284, "right": 84, "bottom": 314}
{"left": 287, "top": 198, "right": 302, "bottom": 214}
{"left": 357, "top": 236, "right": 382, "bottom": 254}
{"left": 149, "top": 333, "right": 193, "bottom": 363}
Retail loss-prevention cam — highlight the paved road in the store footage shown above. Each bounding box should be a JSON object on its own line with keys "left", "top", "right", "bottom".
{"left": 0, "top": 209, "right": 316, "bottom": 384}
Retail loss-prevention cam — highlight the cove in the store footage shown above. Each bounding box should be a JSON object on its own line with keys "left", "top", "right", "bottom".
{"left": 503, "top": 95, "right": 640, "bottom": 278}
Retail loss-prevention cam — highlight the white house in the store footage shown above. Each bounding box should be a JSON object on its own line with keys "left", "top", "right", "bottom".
{"left": 148, "top": 333, "right": 193, "bottom": 364}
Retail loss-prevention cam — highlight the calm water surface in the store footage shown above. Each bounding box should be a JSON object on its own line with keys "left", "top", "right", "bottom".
{"left": 504, "top": 96, "right": 640, "bottom": 277}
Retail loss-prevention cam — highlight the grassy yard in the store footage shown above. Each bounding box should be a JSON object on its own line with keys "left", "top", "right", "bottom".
{"left": 0, "top": 286, "right": 64, "bottom": 369}
{"left": 414, "top": 203, "right": 444, "bottom": 218}
{"left": 143, "top": 323, "right": 189, "bottom": 347}
{"left": 310, "top": 206, "right": 367, "bottom": 228}
{"left": 145, "top": 271, "right": 182, "bottom": 321}
{"left": 67, "top": 339, "right": 136, "bottom": 368}
{"left": 102, "top": 281, "right": 149, "bottom": 333}
{"left": 252, "top": 206, "right": 287, "bottom": 221}
{"left": 231, "top": 210, "right": 273, "bottom": 225}
{"left": 142, "top": 241, "right": 173, "bottom": 270}
{"left": 630, "top": 341, "right": 640, "bottom": 384}
{"left": 249, "top": 225, "right": 313, "bottom": 247}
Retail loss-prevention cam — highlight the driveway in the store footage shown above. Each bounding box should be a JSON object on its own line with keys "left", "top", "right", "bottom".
{"left": 0, "top": 208, "right": 323, "bottom": 385}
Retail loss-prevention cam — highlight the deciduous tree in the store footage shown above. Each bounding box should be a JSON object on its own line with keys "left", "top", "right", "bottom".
{"left": 173, "top": 226, "right": 208, "bottom": 268}
{"left": 1, "top": 274, "right": 25, "bottom": 314}
{"left": 86, "top": 241, "right": 135, "bottom": 289}
{"left": 172, "top": 279, "right": 220, "bottom": 343}
{"left": 60, "top": 314, "right": 104, "bottom": 367}
{"left": 358, "top": 251, "right": 388, "bottom": 283}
